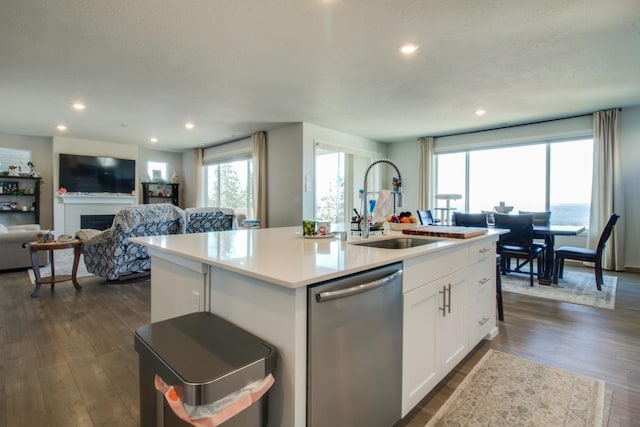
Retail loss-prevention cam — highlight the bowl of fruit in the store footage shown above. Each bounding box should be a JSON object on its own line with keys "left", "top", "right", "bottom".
{"left": 387, "top": 212, "right": 419, "bottom": 230}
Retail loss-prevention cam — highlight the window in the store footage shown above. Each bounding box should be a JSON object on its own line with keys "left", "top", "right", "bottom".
{"left": 435, "top": 139, "right": 593, "bottom": 226}
{"left": 314, "top": 143, "right": 380, "bottom": 223}
{"left": 147, "top": 161, "right": 167, "bottom": 181}
{"left": 204, "top": 159, "right": 254, "bottom": 218}
{"left": 315, "top": 150, "right": 345, "bottom": 223}
{"left": 0, "top": 148, "right": 31, "bottom": 173}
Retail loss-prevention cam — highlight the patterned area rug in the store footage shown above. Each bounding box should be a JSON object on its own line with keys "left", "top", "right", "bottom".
{"left": 27, "top": 248, "right": 93, "bottom": 284}
{"left": 502, "top": 270, "right": 617, "bottom": 309}
{"left": 426, "top": 350, "right": 608, "bottom": 427}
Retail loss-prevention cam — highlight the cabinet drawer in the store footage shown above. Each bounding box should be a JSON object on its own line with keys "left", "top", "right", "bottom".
{"left": 467, "top": 260, "right": 495, "bottom": 306}
{"left": 468, "top": 293, "right": 496, "bottom": 347}
{"left": 403, "top": 246, "right": 467, "bottom": 293}
{"left": 468, "top": 239, "right": 496, "bottom": 265}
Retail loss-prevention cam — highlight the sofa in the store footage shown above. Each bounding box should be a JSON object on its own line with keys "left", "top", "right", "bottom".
{"left": 0, "top": 223, "right": 49, "bottom": 270}
{"left": 185, "top": 207, "right": 235, "bottom": 233}
{"left": 76, "top": 204, "right": 186, "bottom": 280}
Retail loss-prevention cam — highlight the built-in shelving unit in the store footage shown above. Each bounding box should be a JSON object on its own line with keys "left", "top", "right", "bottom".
{"left": 0, "top": 175, "right": 40, "bottom": 225}
{"left": 141, "top": 182, "right": 179, "bottom": 206}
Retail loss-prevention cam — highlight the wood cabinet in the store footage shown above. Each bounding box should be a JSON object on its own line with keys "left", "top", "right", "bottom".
{"left": 141, "top": 182, "right": 179, "bottom": 206}
{"left": 401, "top": 239, "right": 496, "bottom": 417}
{"left": 0, "top": 175, "right": 40, "bottom": 225}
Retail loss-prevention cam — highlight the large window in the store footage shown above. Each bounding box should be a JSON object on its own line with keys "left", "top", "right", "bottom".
{"left": 435, "top": 139, "right": 593, "bottom": 226}
{"left": 204, "top": 159, "right": 254, "bottom": 218}
{"left": 314, "top": 143, "right": 380, "bottom": 223}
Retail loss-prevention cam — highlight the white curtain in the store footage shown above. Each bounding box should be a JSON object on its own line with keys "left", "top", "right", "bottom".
{"left": 194, "top": 148, "right": 203, "bottom": 206}
{"left": 252, "top": 131, "right": 267, "bottom": 227}
{"left": 418, "top": 137, "right": 434, "bottom": 209}
{"left": 589, "top": 109, "right": 625, "bottom": 270}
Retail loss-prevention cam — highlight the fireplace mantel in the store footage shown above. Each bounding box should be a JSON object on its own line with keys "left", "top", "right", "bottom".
{"left": 54, "top": 193, "right": 138, "bottom": 235}
{"left": 57, "top": 194, "right": 138, "bottom": 204}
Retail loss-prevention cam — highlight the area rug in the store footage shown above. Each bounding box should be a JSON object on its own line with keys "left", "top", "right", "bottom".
{"left": 502, "top": 270, "right": 617, "bottom": 309}
{"left": 426, "top": 349, "right": 608, "bottom": 427}
{"left": 27, "top": 248, "right": 93, "bottom": 284}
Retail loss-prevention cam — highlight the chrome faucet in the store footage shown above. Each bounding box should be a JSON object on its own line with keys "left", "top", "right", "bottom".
{"left": 362, "top": 159, "right": 403, "bottom": 238}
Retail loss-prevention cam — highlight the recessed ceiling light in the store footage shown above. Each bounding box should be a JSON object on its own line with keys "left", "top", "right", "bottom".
{"left": 150, "top": 137, "right": 158, "bottom": 143}
{"left": 56, "top": 124, "right": 67, "bottom": 131}
{"left": 475, "top": 109, "right": 486, "bottom": 116}
{"left": 185, "top": 122, "right": 195, "bottom": 130}
{"left": 400, "top": 43, "right": 419, "bottom": 55}
{"left": 71, "top": 102, "right": 86, "bottom": 111}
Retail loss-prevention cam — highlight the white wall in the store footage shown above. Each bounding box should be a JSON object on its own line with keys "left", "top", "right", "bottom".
{"left": 619, "top": 106, "right": 640, "bottom": 269}
{"left": 181, "top": 149, "right": 198, "bottom": 208}
{"left": 138, "top": 147, "right": 184, "bottom": 207}
{"left": 267, "top": 124, "right": 304, "bottom": 228}
{"left": 388, "top": 139, "right": 420, "bottom": 214}
{"left": 301, "top": 123, "right": 387, "bottom": 220}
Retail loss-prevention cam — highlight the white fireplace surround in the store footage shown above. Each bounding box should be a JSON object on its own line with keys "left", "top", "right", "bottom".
{"left": 54, "top": 194, "right": 138, "bottom": 236}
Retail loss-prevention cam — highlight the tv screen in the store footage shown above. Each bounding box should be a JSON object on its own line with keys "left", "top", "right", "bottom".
{"left": 59, "top": 154, "right": 136, "bottom": 194}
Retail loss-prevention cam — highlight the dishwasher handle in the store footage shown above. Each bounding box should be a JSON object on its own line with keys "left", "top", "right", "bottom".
{"left": 316, "top": 270, "right": 402, "bottom": 303}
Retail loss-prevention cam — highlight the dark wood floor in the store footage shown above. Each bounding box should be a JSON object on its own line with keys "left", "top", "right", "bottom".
{"left": 1, "top": 266, "right": 638, "bottom": 426}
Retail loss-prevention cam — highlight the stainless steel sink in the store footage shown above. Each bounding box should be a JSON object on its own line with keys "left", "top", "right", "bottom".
{"left": 351, "top": 237, "right": 443, "bottom": 249}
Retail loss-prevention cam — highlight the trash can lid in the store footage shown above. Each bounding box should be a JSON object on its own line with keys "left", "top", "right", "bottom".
{"left": 134, "top": 312, "right": 276, "bottom": 386}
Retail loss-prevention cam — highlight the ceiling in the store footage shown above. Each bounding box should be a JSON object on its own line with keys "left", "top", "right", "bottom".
{"left": 1, "top": 0, "right": 639, "bottom": 152}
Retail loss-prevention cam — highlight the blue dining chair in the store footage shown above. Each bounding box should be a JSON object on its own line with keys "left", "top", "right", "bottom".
{"left": 552, "top": 213, "right": 619, "bottom": 291}
{"left": 494, "top": 213, "right": 544, "bottom": 286}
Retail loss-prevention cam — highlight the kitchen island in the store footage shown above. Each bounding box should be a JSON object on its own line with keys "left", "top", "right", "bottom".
{"left": 132, "top": 226, "right": 500, "bottom": 426}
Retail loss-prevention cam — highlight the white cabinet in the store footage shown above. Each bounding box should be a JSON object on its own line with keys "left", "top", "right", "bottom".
{"left": 401, "top": 238, "right": 497, "bottom": 417}
{"left": 402, "top": 280, "right": 439, "bottom": 414}
{"left": 466, "top": 240, "right": 497, "bottom": 348}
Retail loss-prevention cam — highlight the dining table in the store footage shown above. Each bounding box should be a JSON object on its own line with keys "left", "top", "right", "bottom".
{"left": 533, "top": 225, "right": 586, "bottom": 284}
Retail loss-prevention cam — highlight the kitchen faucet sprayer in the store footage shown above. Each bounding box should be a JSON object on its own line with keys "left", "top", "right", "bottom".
{"left": 362, "top": 159, "right": 403, "bottom": 238}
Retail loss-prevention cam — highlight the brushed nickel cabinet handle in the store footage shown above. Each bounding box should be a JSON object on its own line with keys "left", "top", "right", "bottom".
{"left": 439, "top": 285, "right": 447, "bottom": 317}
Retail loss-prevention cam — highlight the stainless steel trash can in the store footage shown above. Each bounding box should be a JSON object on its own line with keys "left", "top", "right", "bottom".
{"left": 134, "top": 312, "right": 277, "bottom": 427}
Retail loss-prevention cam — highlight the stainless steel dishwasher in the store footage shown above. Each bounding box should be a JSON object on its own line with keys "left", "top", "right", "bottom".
{"left": 308, "top": 262, "right": 402, "bottom": 427}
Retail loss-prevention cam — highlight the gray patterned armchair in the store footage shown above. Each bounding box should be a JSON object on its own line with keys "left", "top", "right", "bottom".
{"left": 185, "top": 207, "right": 235, "bottom": 233}
{"left": 76, "top": 204, "right": 185, "bottom": 280}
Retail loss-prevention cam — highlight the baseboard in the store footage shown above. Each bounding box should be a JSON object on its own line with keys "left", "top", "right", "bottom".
{"left": 624, "top": 266, "right": 640, "bottom": 274}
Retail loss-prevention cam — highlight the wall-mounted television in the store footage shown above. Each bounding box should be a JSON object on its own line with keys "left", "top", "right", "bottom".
{"left": 59, "top": 153, "right": 136, "bottom": 194}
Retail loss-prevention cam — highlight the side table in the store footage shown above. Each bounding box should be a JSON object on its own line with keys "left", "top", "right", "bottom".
{"left": 25, "top": 239, "right": 83, "bottom": 298}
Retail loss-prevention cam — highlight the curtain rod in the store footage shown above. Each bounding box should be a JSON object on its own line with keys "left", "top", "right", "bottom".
{"left": 433, "top": 112, "right": 594, "bottom": 139}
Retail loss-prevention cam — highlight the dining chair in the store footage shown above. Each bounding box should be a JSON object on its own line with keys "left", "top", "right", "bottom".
{"left": 452, "top": 212, "right": 488, "bottom": 227}
{"left": 494, "top": 213, "right": 544, "bottom": 286}
{"left": 516, "top": 210, "right": 550, "bottom": 270}
{"left": 416, "top": 210, "right": 435, "bottom": 225}
{"left": 552, "top": 213, "right": 620, "bottom": 291}
{"left": 518, "top": 210, "right": 551, "bottom": 226}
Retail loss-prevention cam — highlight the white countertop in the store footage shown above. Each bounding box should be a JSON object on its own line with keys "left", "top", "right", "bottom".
{"left": 132, "top": 226, "right": 500, "bottom": 289}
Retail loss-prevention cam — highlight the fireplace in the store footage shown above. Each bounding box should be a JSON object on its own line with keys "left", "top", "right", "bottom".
{"left": 81, "top": 214, "right": 115, "bottom": 231}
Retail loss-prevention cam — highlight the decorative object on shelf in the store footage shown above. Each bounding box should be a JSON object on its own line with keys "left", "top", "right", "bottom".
{"left": 2, "top": 181, "right": 18, "bottom": 194}
{"left": 58, "top": 187, "right": 67, "bottom": 195}
{"left": 171, "top": 170, "right": 179, "bottom": 183}
{"left": 141, "top": 182, "right": 180, "bottom": 206}
{"left": 152, "top": 169, "right": 162, "bottom": 181}
{"left": 27, "top": 161, "right": 40, "bottom": 178}
{"left": 8, "top": 165, "right": 20, "bottom": 176}
{"left": 1, "top": 203, "right": 11, "bottom": 211}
